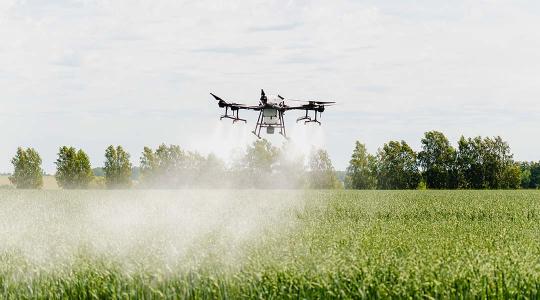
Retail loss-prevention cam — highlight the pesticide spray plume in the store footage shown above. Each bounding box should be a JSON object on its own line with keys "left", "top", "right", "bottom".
{"left": 185, "top": 117, "right": 330, "bottom": 190}
{"left": 0, "top": 118, "right": 332, "bottom": 281}
{"left": 0, "top": 190, "right": 305, "bottom": 277}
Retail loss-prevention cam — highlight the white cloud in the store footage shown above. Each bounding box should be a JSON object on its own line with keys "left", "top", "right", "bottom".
{"left": 1, "top": 0, "right": 539, "bottom": 172}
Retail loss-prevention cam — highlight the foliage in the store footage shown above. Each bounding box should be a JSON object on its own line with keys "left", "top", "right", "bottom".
{"left": 308, "top": 149, "right": 340, "bottom": 189}
{"left": 2, "top": 190, "right": 540, "bottom": 298}
{"left": 376, "top": 140, "right": 421, "bottom": 189}
{"left": 55, "top": 146, "right": 94, "bottom": 189}
{"left": 9, "top": 147, "right": 43, "bottom": 189}
{"left": 139, "top": 144, "right": 226, "bottom": 188}
{"left": 520, "top": 161, "right": 540, "bottom": 189}
{"left": 345, "top": 141, "right": 377, "bottom": 189}
{"left": 418, "top": 131, "right": 457, "bottom": 189}
{"left": 345, "top": 132, "right": 526, "bottom": 190}
{"left": 456, "top": 136, "right": 520, "bottom": 189}
{"left": 235, "top": 139, "right": 280, "bottom": 188}
{"left": 104, "top": 145, "right": 132, "bottom": 189}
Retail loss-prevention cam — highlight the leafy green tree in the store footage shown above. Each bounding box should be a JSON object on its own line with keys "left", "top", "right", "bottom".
{"left": 521, "top": 162, "right": 540, "bottom": 189}
{"left": 308, "top": 148, "right": 340, "bottom": 189}
{"left": 456, "top": 136, "right": 485, "bottom": 189}
{"left": 140, "top": 144, "right": 187, "bottom": 187}
{"left": 457, "top": 136, "right": 519, "bottom": 189}
{"left": 55, "top": 146, "right": 94, "bottom": 189}
{"left": 376, "top": 141, "right": 420, "bottom": 189}
{"left": 531, "top": 162, "right": 540, "bottom": 189}
{"left": 9, "top": 147, "right": 43, "bottom": 189}
{"left": 418, "top": 131, "right": 457, "bottom": 189}
{"left": 104, "top": 145, "right": 132, "bottom": 188}
{"left": 482, "top": 136, "right": 515, "bottom": 188}
{"left": 520, "top": 163, "right": 532, "bottom": 189}
{"left": 501, "top": 163, "right": 522, "bottom": 189}
{"left": 233, "top": 139, "right": 280, "bottom": 188}
{"left": 345, "top": 141, "right": 377, "bottom": 189}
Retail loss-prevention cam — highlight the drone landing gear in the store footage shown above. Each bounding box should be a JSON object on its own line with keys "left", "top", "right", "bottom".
{"left": 298, "top": 110, "right": 322, "bottom": 125}
{"left": 252, "top": 110, "right": 287, "bottom": 139}
{"left": 220, "top": 107, "right": 246, "bottom": 123}
{"left": 296, "top": 110, "right": 311, "bottom": 123}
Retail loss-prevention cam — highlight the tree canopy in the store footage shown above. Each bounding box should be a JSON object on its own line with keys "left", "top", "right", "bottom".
{"left": 308, "top": 148, "right": 340, "bottom": 189}
{"left": 418, "top": 131, "right": 457, "bottom": 189}
{"left": 376, "top": 140, "right": 421, "bottom": 189}
{"left": 55, "top": 146, "right": 94, "bottom": 189}
{"left": 345, "top": 141, "right": 377, "bottom": 189}
{"left": 9, "top": 147, "right": 43, "bottom": 189}
{"left": 104, "top": 145, "right": 132, "bottom": 189}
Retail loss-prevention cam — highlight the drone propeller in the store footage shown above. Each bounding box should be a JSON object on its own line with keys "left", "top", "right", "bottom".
{"left": 287, "top": 99, "right": 336, "bottom": 105}
{"left": 210, "top": 93, "right": 225, "bottom": 102}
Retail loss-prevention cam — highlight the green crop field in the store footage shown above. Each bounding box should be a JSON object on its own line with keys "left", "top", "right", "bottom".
{"left": 1, "top": 190, "right": 540, "bottom": 299}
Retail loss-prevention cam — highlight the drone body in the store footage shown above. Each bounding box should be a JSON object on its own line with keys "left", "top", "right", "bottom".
{"left": 210, "top": 89, "right": 335, "bottom": 138}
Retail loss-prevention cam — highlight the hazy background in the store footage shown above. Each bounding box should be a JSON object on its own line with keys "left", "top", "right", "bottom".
{"left": 1, "top": 0, "right": 539, "bottom": 173}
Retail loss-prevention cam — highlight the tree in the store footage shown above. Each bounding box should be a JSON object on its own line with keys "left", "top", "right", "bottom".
{"left": 55, "top": 146, "right": 94, "bottom": 189}
{"left": 308, "top": 148, "right": 340, "bottom": 189}
{"left": 233, "top": 139, "right": 280, "bottom": 188}
{"left": 418, "top": 131, "right": 457, "bottom": 189}
{"left": 456, "top": 136, "right": 485, "bottom": 189}
{"left": 457, "top": 136, "right": 519, "bottom": 189}
{"left": 520, "top": 163, "right": 532, "bottom": 189}
{"left": 521, "top": 162, "right": 540, "bottom": 189}
{"left": 9, "top": 147, "right": 43, "bottom": 189}
{"left": 482, "top": 136, "right": 515, "bottom": 188}
{"left": 376, "top": 140, "right": 420, "bottom": 189}
{"left": 501, "top": 163, "right": 521, "bottom": 189}
{"left": 104, "top": 145, "right": 132, "bottom": 188}
{"left": 345, "top": 141, "right": 377, "bottom": 189}
{"left": 139, "top": 144, "right": 187, "bottom": 188}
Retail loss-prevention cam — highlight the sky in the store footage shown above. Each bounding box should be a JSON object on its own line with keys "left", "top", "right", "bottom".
{"left": 1, "top": 0, "right": 539, "bottom": 173}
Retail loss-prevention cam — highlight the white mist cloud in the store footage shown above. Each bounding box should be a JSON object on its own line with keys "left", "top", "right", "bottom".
{"left": 0, "top": 190, "right": 304, "bottom": 272}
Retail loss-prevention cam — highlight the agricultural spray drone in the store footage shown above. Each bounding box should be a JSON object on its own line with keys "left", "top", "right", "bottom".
{"left": 210, "top": 89, "right": 335, "bottom": 138}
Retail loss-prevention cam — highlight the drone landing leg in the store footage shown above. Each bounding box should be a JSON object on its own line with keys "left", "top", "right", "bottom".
{"left": 220, "top": 107, "right": 230, "bottom": 120}
{"left": 279, "top": 111, "right": 287, "bottom": 138}
{"left": 232, "top": 110, "right": 247, "bottom": 123}
{"left": 297, "top": 110, "right": 311, "bottom": 123}
{"left": 252, "top": 111, "right": 262, "bottom": 139}
{"left": 305, "top": 111, "right": 321, "bottom": 125}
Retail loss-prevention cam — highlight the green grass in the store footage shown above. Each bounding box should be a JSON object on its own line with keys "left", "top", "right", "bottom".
{"left": 1, "top": 190, "right": 540, "bottom": 299}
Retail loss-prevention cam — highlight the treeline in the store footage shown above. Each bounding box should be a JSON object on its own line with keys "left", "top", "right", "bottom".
{"left": 6, "top": 131, "right": 539, "bottom": 190}
{"left": 7, "top": 140, "right": 340, "bottom": 189}
{"left": 345, "top": 131, "right": 540, "bottom": 190}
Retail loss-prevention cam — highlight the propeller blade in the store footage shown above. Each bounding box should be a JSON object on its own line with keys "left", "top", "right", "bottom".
{"left": 261, "top": 89, "right": 265, "bottom": 97}
{"left": 288, "top": 99, "right": 336, "bottom": 104}
{"left": 277, "top": 94, "right": 284, "bottom": 100}
{"left": 210, "top": 93, "right": 224, "bottom": 101}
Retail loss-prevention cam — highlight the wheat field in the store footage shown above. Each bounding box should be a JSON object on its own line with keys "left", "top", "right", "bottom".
{"left": 1, "top": 190, "right": 540, "bottom": 298}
